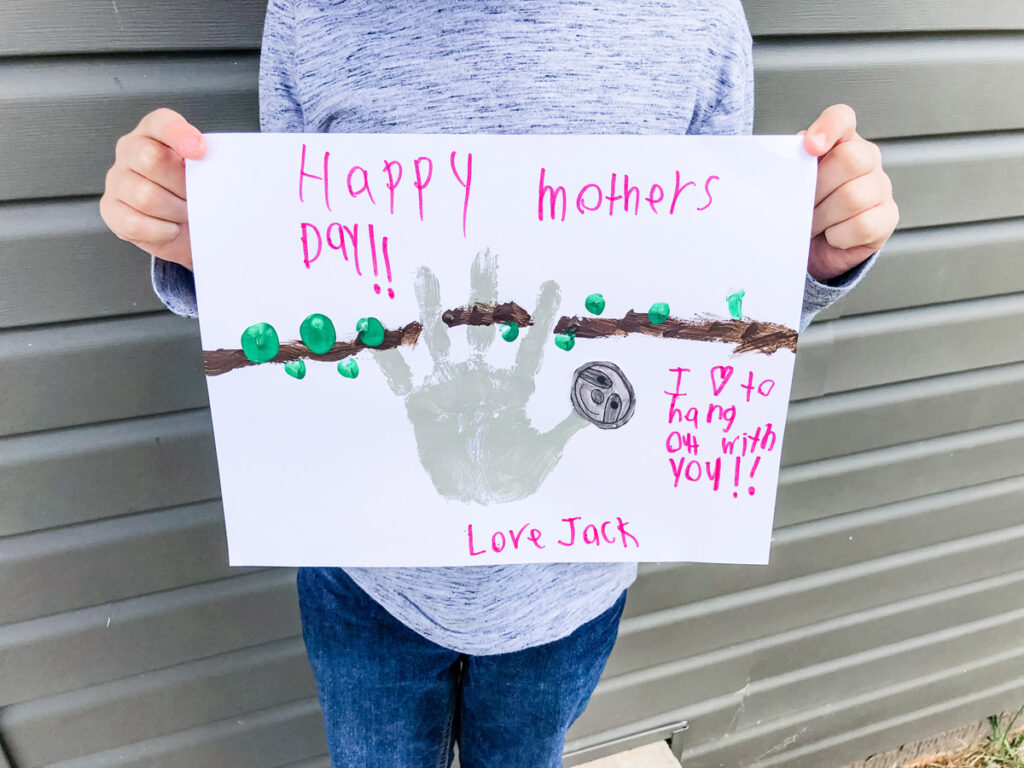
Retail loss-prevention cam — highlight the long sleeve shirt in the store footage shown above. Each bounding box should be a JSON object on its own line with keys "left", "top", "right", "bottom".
{"left": 152, "top": 0, "right": 872, "bottom": 654}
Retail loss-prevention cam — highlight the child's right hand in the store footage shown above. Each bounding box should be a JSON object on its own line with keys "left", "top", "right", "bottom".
{"left": 100, "top": 108, "right": 207, "bottom": 271}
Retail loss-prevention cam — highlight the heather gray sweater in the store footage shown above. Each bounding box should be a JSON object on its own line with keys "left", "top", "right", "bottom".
{"left": 152, "top": 0, "right": 871, "bottom": 654}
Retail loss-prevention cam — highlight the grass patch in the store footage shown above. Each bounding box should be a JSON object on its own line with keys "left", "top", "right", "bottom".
{"left": 906, "top": 708, "right": 1024, "bottom": 768}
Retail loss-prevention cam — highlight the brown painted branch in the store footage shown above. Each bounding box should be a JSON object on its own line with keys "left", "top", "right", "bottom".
{"left": 442, "top": 301, "right": 533, "bottom": 329}
{"left": 202, "top": 301, "right": 533, "bottom": 376}
{"left": 553, "top": 311, "right": 797, "bottom": 355}
{"left": 203, "top": 322, "right": 424, "bottom": 376}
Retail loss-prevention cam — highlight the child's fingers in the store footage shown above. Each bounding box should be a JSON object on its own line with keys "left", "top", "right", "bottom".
{"left": 803, "top": 103, "right": 858, "bottom": 157}
{"left": 99, "top": 194, "right": 182, "bottom": 246}
{"left": 106, "top": 166, "right": 189, "bottom": 224}
{"left": 813, "top": 138, "right": 882, "bottom": 206}
{"left": 115, "top": 133, "right": 189, "bottom": 199}
{"left": 134, "top": 107, "right": 207, "bottom": 160}
{"left": 811, "top": 167, "right": 892, "bottom": 237}
{"left": 822, "top": 199, "right": 900, "bottom": 252}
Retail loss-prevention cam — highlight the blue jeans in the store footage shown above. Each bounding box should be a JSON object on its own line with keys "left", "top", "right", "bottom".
{"left": 297, "top": 567, "right": 626, "bottom": 768}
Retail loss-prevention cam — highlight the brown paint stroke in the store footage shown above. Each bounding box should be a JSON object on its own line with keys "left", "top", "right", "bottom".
{"left": 202, "top": 301, "right": 534, "bottom": 377}
{"left": 441, "top": 301, "right": 533, "bottom": 329}
{"left": 554, "top": 311, "right": 797, "bottom": 355}
{"left": 203, "top": 322, "right": 423, "bottom": 376}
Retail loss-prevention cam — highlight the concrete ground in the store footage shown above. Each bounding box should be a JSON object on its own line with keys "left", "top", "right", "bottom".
{"left": 578, "top": 741, "right": 681, "bottom": 767}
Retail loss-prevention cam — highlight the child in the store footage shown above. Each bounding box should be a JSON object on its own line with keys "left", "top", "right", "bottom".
{"left": 100, "top": 2, "right": 898, "bottom": 766}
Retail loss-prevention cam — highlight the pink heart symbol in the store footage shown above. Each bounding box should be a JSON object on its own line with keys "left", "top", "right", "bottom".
{"left": 710, "top": 365, "right": 734, "bottom": 396}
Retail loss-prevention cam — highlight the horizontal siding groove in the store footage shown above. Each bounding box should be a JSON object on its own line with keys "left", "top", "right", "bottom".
{"left": 783, "top": 361, "right": 1024, "bottom": 464}
{"left": 0, "top": 51, "right": 260, "bottom": 95}
{"left": 613, "top": 565, "right": 1024, "bottom": 689}
{"left": 0, "top": 500, "right": 244, "bottom": 625}
{"left": 623, "top": 522, "right": 1024, "bottom": 637}
{"left": 776, "top": 419, "right": 1024, "bottom": 523}
{"left": 0, "top": 637, "right": 312, "bottom": 767}
{"left": 0, "top": 569, "right": 300, "bottom": 706}
{"left": 0, "top": 197, "right": 161, "bottom": 328}
{"left": 0, "top": 0, "right": 265, "bottom": 57}
{"left": 595, "top": 575, "right": 1024, "bottom": 728}
{"left": 753, "top": 41, "right": 1024, "bottom": 139}
{"left": 748, "top": 680, "right": 1024, "bottom": 768}
{"left": 815, "top": 217, "right": 1024, "bottom": 320}
{"left": 1, "top": 54, "right": 259, "bottom": 201}
{"left": 43, "top": 697, "right": 325, "bottom": 768}
{"left": 626, "top": 474, "right": 1024, "bottom": 618}
{"left": 0, "top": 403, "right": 209, "bottom": 447}
{"left": 742, "top": 1, "right": 1024, "bottom": 35}
{"left": 680, "top": 651, "right": 1024, "bottom": 768}
{"left": 578, "top": 611, "right": 1024, "bottom": 761}
{"left": 0, "top": 313, "right": 207, "bottom": 438}
{"left": 755, "top": 33, "right": 1024, "bottom": 61}
{"left": 793, "top": 291, "right": 1024, "bottom": 398}
{"left": 0, "top": 408, "right": 219, "bottom": 537}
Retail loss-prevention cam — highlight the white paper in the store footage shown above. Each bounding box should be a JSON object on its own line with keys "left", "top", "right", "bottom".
{"left": 185, "top": 133, "right": 816, "bottom": 567}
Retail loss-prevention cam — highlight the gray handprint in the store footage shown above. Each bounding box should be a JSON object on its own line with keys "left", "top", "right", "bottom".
{"left": 372, "top": 250, "right": 589, "bottom": 504}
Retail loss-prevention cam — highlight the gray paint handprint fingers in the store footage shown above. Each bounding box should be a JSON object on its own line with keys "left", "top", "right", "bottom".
{"left": 467, "top": 249, "right": 499, "bottom": 355}
{"left": 372, "top": 347, "right": 414, "bottom": 396}
{"left": 513, "top": 280, "right": 560, "bottom": 381}
{"left": 540, "top": 410, "right": 590, "bottom": 452}
{"left": 415, "top": 266, "right": 451, "bottom": 365}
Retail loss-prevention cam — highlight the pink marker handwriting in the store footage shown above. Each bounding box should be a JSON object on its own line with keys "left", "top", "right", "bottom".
{"left": 466, "top": 516, "right": 639, "bottom": 558}
{"left": 538, "top": 169, "right": 720, "bottom": 221}
{"left": 663, "top": 365, "right": 780, "bottom": 498}
{"left": 298, "top": 144, "right": 473, "bottom": 237}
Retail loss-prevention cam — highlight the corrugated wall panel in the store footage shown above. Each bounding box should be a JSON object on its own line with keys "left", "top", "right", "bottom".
{"left": 743, "top": 1, "right": 1024, "bottom": 34}
{"left": 0, "top": 501, "right": 245, "bottom": 625}
{"left": 0, "top": 199, "right": 163, "bottom": 329}
{"left": 0, "top": 570, "right": 298, "bottom": 706}
{"left": 0, "top": 0, "right": 264, "bottom": 55}
{"left": 1, "top": 6, "right": 1022, "bottom": 768}
{"left": 42, "top": 699, "right": 326, "bottom": 768}
{"left": 1, "top": 638, "right": 313, "bottom": 767}
{"left": 0, "top": 55, "right": 259, "bottom": 201}
{"left": 0, "top": 410, "right": 218, "bottom": 537}
{"left": 816, "top": 218, "right": 1024, "bottom": 320}
{"left": 753, "top": 37, "right": 1024, "bottom": 138}
{"left": 0, "top": 315, "right": 206, "bottom": 437}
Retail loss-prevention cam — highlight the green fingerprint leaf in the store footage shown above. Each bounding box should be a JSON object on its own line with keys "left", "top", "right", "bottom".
{"left": 337, "top": 358, "right": 360, "bottom": 379}
{"left": 300, "top": 313, "right": 337, "bottom": 354}
{"left": 284, "top": 359, "right": 306, "bottom": 379}
{"left": 585, "top": 293, "right": 606, "bottom": 315}
{"left": 727, "top": 290, "right": 745, "bottom": 320}
{"left": 500, "top": 321, "right": 520, "bottom": 342}
{"left": 554, "top": 330, "right": 576, "bottom": 351}
{"left": 241, "top": 322, "right": 280, "bottom": 363}
{"left": 356, "top": 316, "right": 386, "bottom": 347}
{"left": 648, "top": 302, "right": 670, "bottom": 326}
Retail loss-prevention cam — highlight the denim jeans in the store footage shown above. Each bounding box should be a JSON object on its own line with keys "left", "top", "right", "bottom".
{"left": 297, "top": 567, "right": 627, "bottom": 768}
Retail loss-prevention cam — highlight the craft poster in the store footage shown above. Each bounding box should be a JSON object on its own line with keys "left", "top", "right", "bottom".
{"left": 185, "top": 133, "right": 817, "bottom": 567}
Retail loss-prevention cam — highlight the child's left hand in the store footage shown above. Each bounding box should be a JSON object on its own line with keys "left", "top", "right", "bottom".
{"left": 802, "top": 104, "right": 899, "bottom": 282}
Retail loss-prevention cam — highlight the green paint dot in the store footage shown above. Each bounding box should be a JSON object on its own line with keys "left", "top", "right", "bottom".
{"left": 337, "top": 358, "right": 360, "bottom": 379}
{"left": 284, "top": 359, "right": 306, "bottom": 379}
{"left": 554, "top": 330, "right": 576, "bottom": 351}
{"left": 300, "top": 313, "right": 337, "bottom": 354}
{"left": 241, "top": 322, "right": 280, "bottom": 364}
{"left": 727, "top": 290, "right": 746, "bottom": 320}
{"left": 585, "top": 293, "right": 606, "bottom": 315}
{"left": 356, "top": 316, "right": 386, "bottom": 347}
{"left": 648, "top": 302, "right": 671, "bottom": 326}
{"left": 500, "top": 321, "right": 520, "bottom": 342}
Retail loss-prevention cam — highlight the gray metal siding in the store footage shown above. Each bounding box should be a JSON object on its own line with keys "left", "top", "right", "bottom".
{"left": 0, "top": 3, "right": 1021, "bottom": 767}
